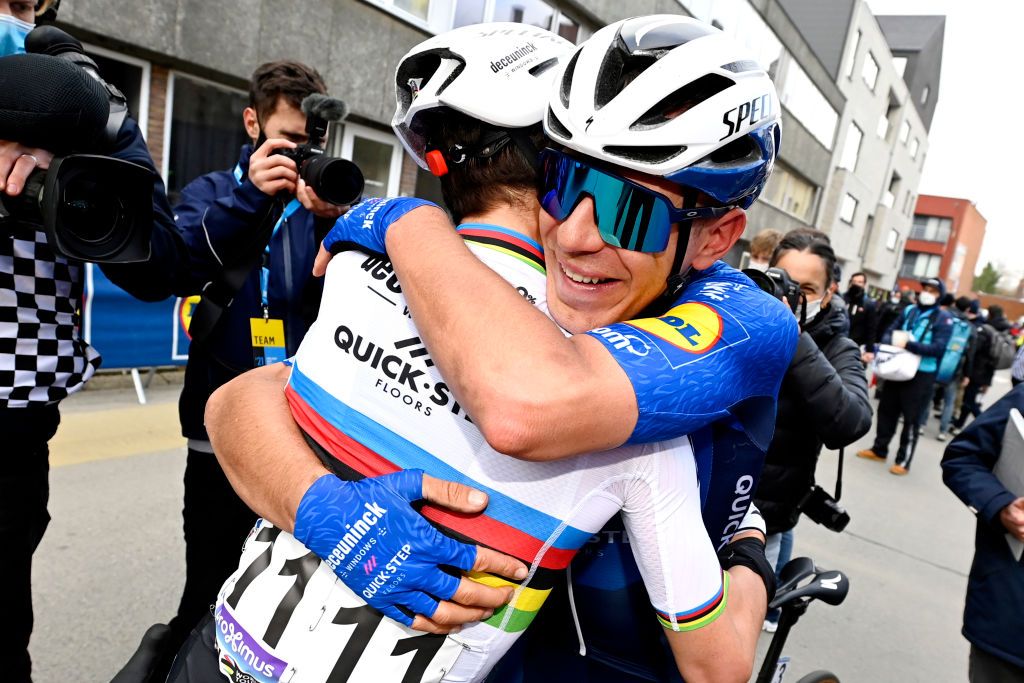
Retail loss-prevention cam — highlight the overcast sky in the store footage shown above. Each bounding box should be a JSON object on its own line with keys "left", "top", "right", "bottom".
{"left": 864, "top": 0, "right": 1022, "bottom": 282}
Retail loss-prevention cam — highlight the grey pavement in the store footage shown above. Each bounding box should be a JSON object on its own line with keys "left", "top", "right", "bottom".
{"left": 28, "top": 369, "right": 1017, "bottom": 682}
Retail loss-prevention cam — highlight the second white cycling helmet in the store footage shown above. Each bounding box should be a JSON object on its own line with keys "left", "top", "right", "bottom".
{"left": 393, "top": 23, "right": 574, "bottom": 174}
{"left": 545, "top": 15, "right": 781, "bottom": 209}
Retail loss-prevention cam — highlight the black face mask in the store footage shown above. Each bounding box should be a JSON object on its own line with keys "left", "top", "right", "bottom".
{"left": 846, "top": 284, "right": 864, "bottom": 300}
{"left": 252, "top": 131, "right": 267, "bottom": 152}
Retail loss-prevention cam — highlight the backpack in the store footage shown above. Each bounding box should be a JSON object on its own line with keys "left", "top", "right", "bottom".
{"left": 983, "top": 324, "right": 1016, "bottom": 370}
{"left": 936, "top": 316, "right": 973, "bottom": 384}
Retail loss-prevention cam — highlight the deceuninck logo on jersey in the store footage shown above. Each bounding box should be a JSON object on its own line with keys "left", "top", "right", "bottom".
{"left": 627, "top": 303, "right": 724, "bottom": 354}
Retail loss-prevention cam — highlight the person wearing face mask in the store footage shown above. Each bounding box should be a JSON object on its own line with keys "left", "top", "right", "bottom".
{"left": 844, "top": 271, "right": 879, "bottom": 351}
{"left": 752, "top": 229, "right": 872, "bottom": 632}
{"left": 858, "top": 277, "right": 954, "bottom": 475}
{"left": 747, "top": 228, "right": 782, "bottom": 271}
{"left": 1, "top": 3, "right": 191, "bottom": 682}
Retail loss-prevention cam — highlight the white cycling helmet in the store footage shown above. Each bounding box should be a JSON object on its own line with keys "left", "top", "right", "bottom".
{"left": 393, "top": 22, "right": 574, "bottom": 174}
{"left": 545, "top": 15, "right": 781, "bottom": 208}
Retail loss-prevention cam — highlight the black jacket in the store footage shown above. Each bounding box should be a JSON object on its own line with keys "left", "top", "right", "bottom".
{"left": 968, "top": 316, "right": 1011, "bottom": 387}
{"left": 754, "top": 302, "right": 873, "bottom": 534}
{"left": 843, "top": 289, "right": 879, "bottom": 348}
{"left": 941, "top": 384, "right": 1024, "bottom": 668}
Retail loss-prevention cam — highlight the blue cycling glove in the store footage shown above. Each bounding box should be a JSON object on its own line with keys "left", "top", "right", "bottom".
{"left": 322, "top": 196, "right": 440, "bottom": 256}
{"left": 293, "top": 469, "right": 478, "bottom": 626}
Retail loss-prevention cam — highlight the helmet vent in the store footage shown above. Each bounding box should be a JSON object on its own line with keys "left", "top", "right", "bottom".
{"left": 631, "top": 73, "right": 734, "bottom": 130}
{"left": 704, "top": 134, "right": 758, "bottom": 166}
{"left": 594, "top": 36, "right": 661, "bottom": 110}
{"left": 601, "top": 145, "right": 685, "bottom": 164}
{"left": 546, "top": 107, "right": 572, "bottom": 140}
{"left": 560, "top": 49, "right": 581, "bottom": 107}
{"left": 721, "top": 60, "right": 761, "bottom": 74}
{"left": 530, "top": 57, "right": 559, "bottom": 78}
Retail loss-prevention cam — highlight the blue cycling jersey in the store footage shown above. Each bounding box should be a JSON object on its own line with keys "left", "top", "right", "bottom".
{"left": 492, "top": 262, "right": 797, "bottom": 682}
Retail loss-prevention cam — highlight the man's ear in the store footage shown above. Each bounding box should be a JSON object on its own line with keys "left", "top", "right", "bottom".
{"left": 243, "top": 107, "right": 260, "bottom": 142}
{"left": 689, "top": 208, "right": 746, "bottom": 271}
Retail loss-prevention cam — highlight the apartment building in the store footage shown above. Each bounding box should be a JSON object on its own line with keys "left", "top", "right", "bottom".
{"left": 779, "top": 0, "right": 943, "bottom": 289}
{"left": 897, "top": 194, "right": 987, "bottom": 298}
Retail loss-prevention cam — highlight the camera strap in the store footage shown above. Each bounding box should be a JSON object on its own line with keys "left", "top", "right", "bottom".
{"left": 187, "top": 197, "right": 282, "bottom": 348}
{"left": 834, "top": 448, "right": 844, "bottom": 502}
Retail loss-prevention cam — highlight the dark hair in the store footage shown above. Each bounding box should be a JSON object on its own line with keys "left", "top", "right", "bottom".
{"left": 769, "top": 228, "right": 837, "bottom": 288}
{"left": 939, "top": 293, "right": 955, "bottom": 307}
{"left": 990, "top": 304, "right": 1005, "bottom": 319}
{"left": 249, "top": 61, "right": 327, "bottom": 124}
{"left": 425, "top": 111, "right": 542, "bottom": 224}
{"left": 850, "top": 271, "right": 867, "bottom": 282}
{"left": 955, "top": 296, "right": 971, "bottom": 312}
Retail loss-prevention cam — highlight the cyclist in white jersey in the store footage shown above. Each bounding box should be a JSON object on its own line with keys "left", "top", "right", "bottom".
{"left": 199, "top": 17, "right": 795, "bottom": 683}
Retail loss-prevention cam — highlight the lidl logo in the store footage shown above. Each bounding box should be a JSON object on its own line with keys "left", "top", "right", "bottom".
{"left": 179, "top": 295, "right": 201, "bottom": 339}
{"left": 627, "top": 302, "right": 723, "bottom": 354}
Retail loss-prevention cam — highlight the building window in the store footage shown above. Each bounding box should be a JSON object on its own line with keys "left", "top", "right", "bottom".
{"left": 338, "top": 123, "right": 403, "bottom": 197}
{"left": 861, "top": 51, "right": 879, "bottom": 91}
{"left": 679, "top": 0, "right": 782, "bottom": 73}
{"left": 839, "top": 122, "right": 862, "bottom": 171}
{"left": 886, "top": 228, "right": 899, "bottom": 251}
{"left": 893, "top": 56, "right": 907, "bottom": 78}
{"left": 450, "top": 0, "right": 586, "bottom": 42}
{"left": 909, "top": 137, "right": 920, "bottom": 160}
{"left": 845, "top": 30, "right": 861, "bottom": 79}
{"left": 839, "top": 193, "right": 858, "bottom": 224}
{"left": 899, "top": 119, "right": 910, "bottom": 143}
{"left": 761, "top": 161, "right": 817, "bottom": 222}
{"left": 164, "top": 73, "right": 249, "bottom": 205}
{"left": 910, "top": 215, "right": 952, "bottom": 243}
{"left": 899, "top": 251, "right": 941, "bottom": 279}
{"left": 876, "top": 113, "right": 889, "bottom": 138}
{"left": 86, "top": 45, "right": 151, "bottom": 138}
{"left": 779, "top": 57, "right": 838, "bottom": 149}
{"left": 921, "top": 85, "right": 930, "bottom": 105}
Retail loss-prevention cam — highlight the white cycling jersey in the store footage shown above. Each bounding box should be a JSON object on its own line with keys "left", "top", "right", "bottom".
{"left": 213, "top": 224, "right": 724, "bottom": 683}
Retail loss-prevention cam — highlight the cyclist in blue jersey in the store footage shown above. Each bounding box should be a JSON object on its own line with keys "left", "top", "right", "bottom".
{"left": 206, "top": 14, "right": 796, "bottom": 682}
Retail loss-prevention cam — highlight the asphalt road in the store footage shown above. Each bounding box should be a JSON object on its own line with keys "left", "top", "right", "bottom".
{"left": 28, "top": 369, "right": 1016, "bottom": 682}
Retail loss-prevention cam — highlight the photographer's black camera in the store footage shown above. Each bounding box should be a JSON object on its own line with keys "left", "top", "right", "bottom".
{"left": 271, "top": 94, "right": 364, "bottom": 207}
{"left": 799, "top": 485, "right": 850, "bottom": 532}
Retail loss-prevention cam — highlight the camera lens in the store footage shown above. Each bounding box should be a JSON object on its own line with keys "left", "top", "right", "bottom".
{"left": 302, "top": 156, "right": 364, "bottom": 206}
{"left": 53, "top": 165, "right": 133, "bottom": 260}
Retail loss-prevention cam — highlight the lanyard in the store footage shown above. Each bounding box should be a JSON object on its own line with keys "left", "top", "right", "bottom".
{"left": 234, "top": 163, "right": 301, "bottom": 318}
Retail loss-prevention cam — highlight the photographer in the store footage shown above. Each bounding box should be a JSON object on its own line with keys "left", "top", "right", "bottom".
{"left": 0, "top": 2, "right": 188, "bottom": 681}
{"left": 753, "top": 229, "right": 872, "bottom": 631}
{"left": 114, "top": 60, "right": 348, "bottom": 681}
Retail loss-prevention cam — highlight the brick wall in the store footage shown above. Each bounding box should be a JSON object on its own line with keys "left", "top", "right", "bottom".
{"left": 146, "top": 65, "right": 169, "bottom": 177}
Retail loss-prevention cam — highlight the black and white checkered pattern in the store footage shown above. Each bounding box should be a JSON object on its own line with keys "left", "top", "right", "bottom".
{"left": 0, "top": 220, "right": 100, "bottom": 407}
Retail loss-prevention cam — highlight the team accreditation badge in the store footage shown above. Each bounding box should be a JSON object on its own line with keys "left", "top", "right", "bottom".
{"left": 250, "top": 318, "right": 287, "bottom": 366}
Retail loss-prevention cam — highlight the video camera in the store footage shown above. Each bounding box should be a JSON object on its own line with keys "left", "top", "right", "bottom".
{"left": 271, "top": 94, "right": 364, "bottom": 207}
{"left": 0, "top": 26, "right": 155, "bottom": 263}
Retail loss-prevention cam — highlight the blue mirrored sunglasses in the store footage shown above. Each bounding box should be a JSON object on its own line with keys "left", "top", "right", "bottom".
{"left": 539, "top": 148, "right": 734, "bottom": 253}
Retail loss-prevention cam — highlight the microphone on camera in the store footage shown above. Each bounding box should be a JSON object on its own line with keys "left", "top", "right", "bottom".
{"left": 0, "top": 53, "right": 109, "bottom": 154}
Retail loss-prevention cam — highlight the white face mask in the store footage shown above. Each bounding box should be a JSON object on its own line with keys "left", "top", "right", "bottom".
{"left": 804, "top": 297, "right": 823, "bottom": 321}
{"left": 918, "top": 292, "right": 937, "bottom": 307}
{"left": 747, "top": 259, "right": 769, "bottom": 272}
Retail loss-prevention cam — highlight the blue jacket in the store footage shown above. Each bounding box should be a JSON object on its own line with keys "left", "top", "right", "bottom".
{"left": 941, "top": 384, "right": 1024, "bottom": 668}
{"left": 175, "top": 145, "right": 326, "bottom": 440}
{"left": 883, "top": 303, "right": 953, "bottom": 374}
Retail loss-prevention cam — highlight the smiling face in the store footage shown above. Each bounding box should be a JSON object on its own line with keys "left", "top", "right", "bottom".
{"left": 541, "top": 170, "right": 686, "bottom": 334}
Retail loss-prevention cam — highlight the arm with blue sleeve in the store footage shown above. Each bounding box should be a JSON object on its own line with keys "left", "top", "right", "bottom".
{"left": 97, "top": 116, "right": 190, "bottom": 301}
{"left": 326, "top": 200, "right": 798, "bottom": 459}
{"left": 170, "top": 155, "right": 278, "bottom": 291}
{"left": 906, "top": 309, "right": 953, "bottom": 359}
{"left": 940, "top": 385, "right": 1024, "bottom": 526}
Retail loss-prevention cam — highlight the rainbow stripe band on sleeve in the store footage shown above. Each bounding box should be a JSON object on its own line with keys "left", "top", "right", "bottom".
{"left": 656, "top": 571, "right": 729, "bottom": 632}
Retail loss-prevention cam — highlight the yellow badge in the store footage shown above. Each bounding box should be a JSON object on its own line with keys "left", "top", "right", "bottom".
{"left": 627, "top": 302, "right": 723, "bottom": 354}
{"left": 249, "top": 318, "right": 286, "bottom": 348}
